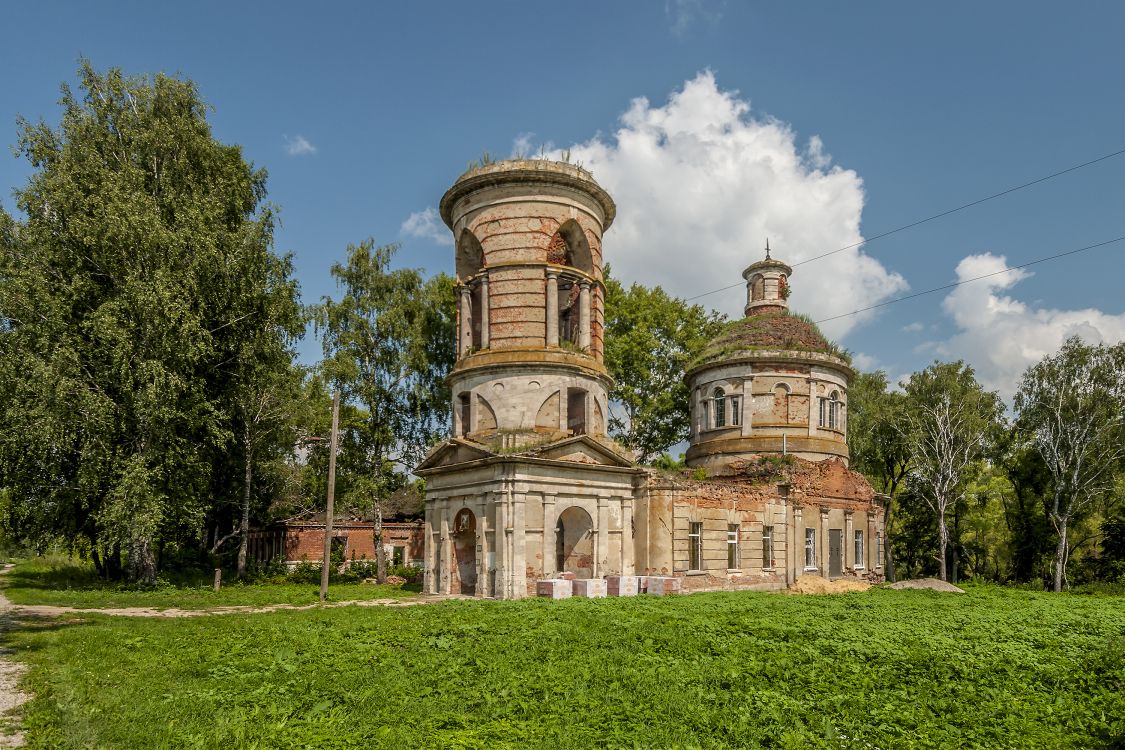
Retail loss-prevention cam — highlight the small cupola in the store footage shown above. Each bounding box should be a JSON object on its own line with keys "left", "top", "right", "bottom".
{"left": 742, "top": 240, "right": 793, "bottom": 316}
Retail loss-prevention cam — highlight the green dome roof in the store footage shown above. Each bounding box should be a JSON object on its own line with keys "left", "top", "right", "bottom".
{"left": 690, "top": 311, "right": 851, "bottom": 369}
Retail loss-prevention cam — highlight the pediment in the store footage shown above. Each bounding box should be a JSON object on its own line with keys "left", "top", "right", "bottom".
{"left": 415, "top": 439, "right": 495, "bottom": 472}
{"left": 530, "top": 435, "right": 635, "bottom": 468}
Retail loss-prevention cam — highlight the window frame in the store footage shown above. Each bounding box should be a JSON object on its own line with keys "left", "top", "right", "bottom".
{"left": 688, "top": 522, "right": 704, "bottom": 571}
{"left": 876, "top": 532, "right": 883, "bottom": 568}
{"left": 854, "top": 530, "right": 865, "bottom": 570}
{"left": 712, "top": 388, "right": 726, "bottom": 428}
{"left": 726, "top": 523, "right": 740, "bottom": 570}
{"left": 729, "top": 395, "right": 741, "bottom": 426}
{"left": 762, "top": 525, "right": 774, "bottom": 570}
{"left": 804, "top": 527, "right": 817, "bottom": 570}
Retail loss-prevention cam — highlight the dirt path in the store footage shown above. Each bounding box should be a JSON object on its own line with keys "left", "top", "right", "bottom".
{"left": 0, "top": 564, "right": 29, "bottom": 749}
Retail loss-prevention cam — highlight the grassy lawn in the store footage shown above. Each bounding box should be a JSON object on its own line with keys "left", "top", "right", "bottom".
{"left": 1, "top": 557, "right": 419, "bottom": 610}
{"left": 4, "top": 585, "right": 1123, "bottom": 748}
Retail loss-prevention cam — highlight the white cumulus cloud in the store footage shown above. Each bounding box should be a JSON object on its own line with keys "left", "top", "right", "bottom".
{"left": 560, "top": 70, "right": 907, "bottom": 337}
{"left": 935, "top": 252, "right": 1125, "bottom": 399}
{"left": 400, "top": 207, "right": 452, "bottom": 246}
{"left": 283, "top": 134, "right": 317, "bottom": 156}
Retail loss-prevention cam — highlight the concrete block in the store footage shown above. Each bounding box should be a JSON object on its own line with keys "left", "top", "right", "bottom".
{"left": 536, "top": 579, "right": 573, "bottom": 599}
{"left": 606, "top": 575, "right": 639, "bottom": 596}
{"left": 645, "top": 577, "right": 682, "bottom": 596}
{"left": 572, "top": 579, "right": 607, "bottom": 598}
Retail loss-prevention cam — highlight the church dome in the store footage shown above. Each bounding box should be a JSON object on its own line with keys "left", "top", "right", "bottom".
{"left": 691, "top": 311, "right": 848, "bottom": 370}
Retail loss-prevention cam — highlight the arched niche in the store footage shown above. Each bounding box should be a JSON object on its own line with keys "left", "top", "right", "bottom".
{"left": 451, "top": 508, "right": 477, "bottom": 595}
{"left": 555, "top": 505, "right": 594, "bottom": 578}
{"left": 546, "top": 219, "right": 593, "bottom": 274}
{"left": 456, "top": 229, "right": 485, "bottom": 280}
{"left": 751, "top": 274, "right": 765, "bottom": 302}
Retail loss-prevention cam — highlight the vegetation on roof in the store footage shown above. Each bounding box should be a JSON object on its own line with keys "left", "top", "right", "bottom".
{"left": 689, "top": 310, "right": 852, "bottom": 369}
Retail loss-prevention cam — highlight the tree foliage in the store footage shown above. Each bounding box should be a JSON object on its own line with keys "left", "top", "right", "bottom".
{"left": 603, "top": 267, "right": 726, "bottom": 463}
{"left": 1014, "top": 336, "right": 1125, "bottom": 591}
{"left": 0, "top": 63, "right": 303, "bottom": 582}
{"left": 317, "top": 240, "right": 455, "bottom": 579}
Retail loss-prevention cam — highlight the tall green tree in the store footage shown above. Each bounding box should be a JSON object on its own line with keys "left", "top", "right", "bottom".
{"left": 603, "top": 267, "right": 726, "bottom": 463}
{"left": 317, "top": 240, "right": 455, "bottom": 581}
{"left": 1014, "top": 337, "right": 1125, "bottom": 591}
{"left": 0, "top": 63, "right": 302, "bottom": 582}
{"left": 901, "top": 361, "right": 1002, "bottom": 582}
{"left": 847, "top": 370, "right": 911, "bottom": 580}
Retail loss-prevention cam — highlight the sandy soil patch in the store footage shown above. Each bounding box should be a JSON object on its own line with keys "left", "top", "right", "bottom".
{"left": 0, "top": 564, "right": 29, "bottom": 749}
{"left": 887, "top": 578, "right": 965, "bottom": 593}
{"left": 787, "top": 575, "right": 871, "bottom": 595}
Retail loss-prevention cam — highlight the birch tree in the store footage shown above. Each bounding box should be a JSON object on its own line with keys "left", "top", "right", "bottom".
{"left": 902, "top": 362, "right": 1001, "bottom": 581}
{"left": 1014, "top": 337, "right": 1125, "bottom": 592}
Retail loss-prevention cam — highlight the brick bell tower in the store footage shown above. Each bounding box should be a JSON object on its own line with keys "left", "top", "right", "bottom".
{"left": 438, "top": 159, "right": 616, "bottom": 449}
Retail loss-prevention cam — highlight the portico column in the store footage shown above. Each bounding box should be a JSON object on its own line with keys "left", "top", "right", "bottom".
{"left": 459, "top": 286, "right": 472, "bottom": 357}
{"left": 439, "top": 501, "right": 452, "bottom": 595}
{"left": 512, "top": 493, "right": 527, "bottom": 598}
{"left": 424, "top": 504, "right": 436, "bottom": 594}
{"left": 545, "top": 271, "right": 559, "bottom": 346}
{"left": 476, "top": 497, "right": 489, "bottom": 598}
{"left": 621, "top": 495, "right": 635, "bottom": 575}
{"left": 542, "top": 493, "right": 558, "bottom": 577}
{"left": 596, "top": 496, "right": 609, "bottom": 577}
{"left": 578, "top": 280, "right": 591, "bottom": 350}
{"left": 496, "top": 494, "right": 509, "bottom": 599}
{"left": 478, "top": 274, "right": 490, "bottom": 349}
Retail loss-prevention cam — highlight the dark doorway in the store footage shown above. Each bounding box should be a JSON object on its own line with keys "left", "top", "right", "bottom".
{"left": 452, "top": 508, "right": 477, "bottom": 595}
{"left": 567, "top": 388, "right": 587, "bottom": 435}
{"left": 555, "top": 506, "right": 594, "bottom": 578}
{"left": 829, "top": 529, "right": 843, "bottom": 579}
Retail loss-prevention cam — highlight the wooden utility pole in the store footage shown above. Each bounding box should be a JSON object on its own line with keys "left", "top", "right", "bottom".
{"left": 320, "top": 390, "right": 341, "bottom": 602}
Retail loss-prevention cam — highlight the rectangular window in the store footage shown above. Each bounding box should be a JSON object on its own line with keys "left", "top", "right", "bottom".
{"left": 876, "top": 532, "right": 883, "bottom": 568}
{"left": 818, "top": 398, "right": 827, "bottom": 427}
{"left": 689, "top": 522, "right": 703, "bottom": 571}
{"left": 702, "top": 400, "right": 710, "bottom": 431}
{"left": 714, "top": 399, "right": 726, "bottom": 428}
{"left": 804, "top": 528, "right": 816, "bottom": 569}
{"left": 730, "top": 397, "right": 741, "bottom": 426}
{"left": 854, "top": 530, "right": 864, "bottom": 570}
{"left": 762, "top": 526, "right": 774, "bottom": 569}
{"left": 727, "top": 524, "right": 740, "bottom": 569}
{"left": 392, "top": 546, "right": 406, "bottom": 566}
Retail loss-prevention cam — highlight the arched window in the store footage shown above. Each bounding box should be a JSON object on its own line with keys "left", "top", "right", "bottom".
{"left": 546, "top": 220, "right": 593, "bottom": 273}
{"left": 751, "top": 274, "right": 765, "bottom": 302}
{"left": 713, "top": 388, "right": 726, "bottom": 428}
{"left": 829, "top": 391, "right": 840, "bottom": 430}
{"left": 456, "top": 229, "right": 485, "bottom": 280}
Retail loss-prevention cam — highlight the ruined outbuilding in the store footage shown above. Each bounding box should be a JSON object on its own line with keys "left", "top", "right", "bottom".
{"left": 416, "top": 159, "right": 885, "bottom": 598}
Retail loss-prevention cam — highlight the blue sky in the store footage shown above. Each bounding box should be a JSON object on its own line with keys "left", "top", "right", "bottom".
{"left": 2, "top": 1, "right": 1124, "bottom": 400}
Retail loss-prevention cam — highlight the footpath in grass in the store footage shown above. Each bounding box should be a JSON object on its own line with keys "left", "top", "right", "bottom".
{"left": 6, "top": 585, "right": 1124, "bottom": 749}
{"left": 2, "top": 557, "right": 420, "bottom": 610}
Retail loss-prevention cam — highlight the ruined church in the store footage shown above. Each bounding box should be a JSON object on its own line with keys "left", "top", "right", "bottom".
{"left": 416, "top": 159, "right": 885, "bottom": 598}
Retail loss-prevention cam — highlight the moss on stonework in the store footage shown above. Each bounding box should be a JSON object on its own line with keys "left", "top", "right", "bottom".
{"left": 689, "top": 310, "right": 852, "bottom": 369}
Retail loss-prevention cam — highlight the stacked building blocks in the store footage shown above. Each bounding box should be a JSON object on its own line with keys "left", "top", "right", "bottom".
{"left": 572, "top": 579, "right": 608, "bottom": 598}
{"left": 536, "top": 579, "right": 573, "bottom": 599}
{"left": 644, "top": 577, "right": 683, "bottom": 596}
{"left": 605, "top": 575, "right": 639, "bottom": 596}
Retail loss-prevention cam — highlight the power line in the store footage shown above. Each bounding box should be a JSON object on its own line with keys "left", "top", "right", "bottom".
{"left": 684, "top": 145, "right": 1125, "bottom": 302}
{"left": 813, "top": 234, "right": 1125, "bottom": 325}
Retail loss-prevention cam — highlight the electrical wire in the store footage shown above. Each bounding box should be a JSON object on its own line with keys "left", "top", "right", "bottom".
{"left": 683, "top": 146, "right": 1125, "bottom": 302}
{"left": 813, "top": 234, "right": 1125, "bottom": 324}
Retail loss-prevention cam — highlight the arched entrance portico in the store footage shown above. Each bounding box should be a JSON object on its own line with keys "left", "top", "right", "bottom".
{"left": 451, "top": 508, "right": 477, "bottom": 595}
{"left": 556, "top": 506, "right": 594, "bottom": 578}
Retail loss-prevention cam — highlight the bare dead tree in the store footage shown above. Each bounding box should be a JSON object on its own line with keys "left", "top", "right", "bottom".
{"left": 1015, "top": 337, "right": 1125, "bottom": 592}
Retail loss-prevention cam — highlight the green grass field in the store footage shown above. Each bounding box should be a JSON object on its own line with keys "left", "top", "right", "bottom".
{"left": 5, "top": 581, "right": 1123, "bottom": 749}
{"left": 2, "top": 557, "right": 419, "bottom": 609}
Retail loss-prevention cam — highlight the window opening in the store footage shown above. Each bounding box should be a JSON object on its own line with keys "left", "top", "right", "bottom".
{"left": 762, "top": 526, "right": 774, "bottom": 569}
{"left": 689, "top": 522, "right": 703, "bottom": 571}
{"left": 727, "top": 524, "right": 740, "bottom": 569}
{"left": 567, "top": 388, "right": 588, "bottom": 436}
{"left": 713, "top": 388, "right": 726, "bottom": 428}
{"left": 854, "top": 530, "right": 865, "bottom": 570}
{"left": 730, "top": 396, "right": 741, "bottom": 426}
{"left": 458, "top": 393, "right": 471, "bottom": 437}
{"left": 876, "top": 532, "right": 883, "bottom": 568}
{"left": 559, "top": 281, "right": 579, "bottom": 345}
{"left": 804, "top": 528, "right": 816, "bottom": 569}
